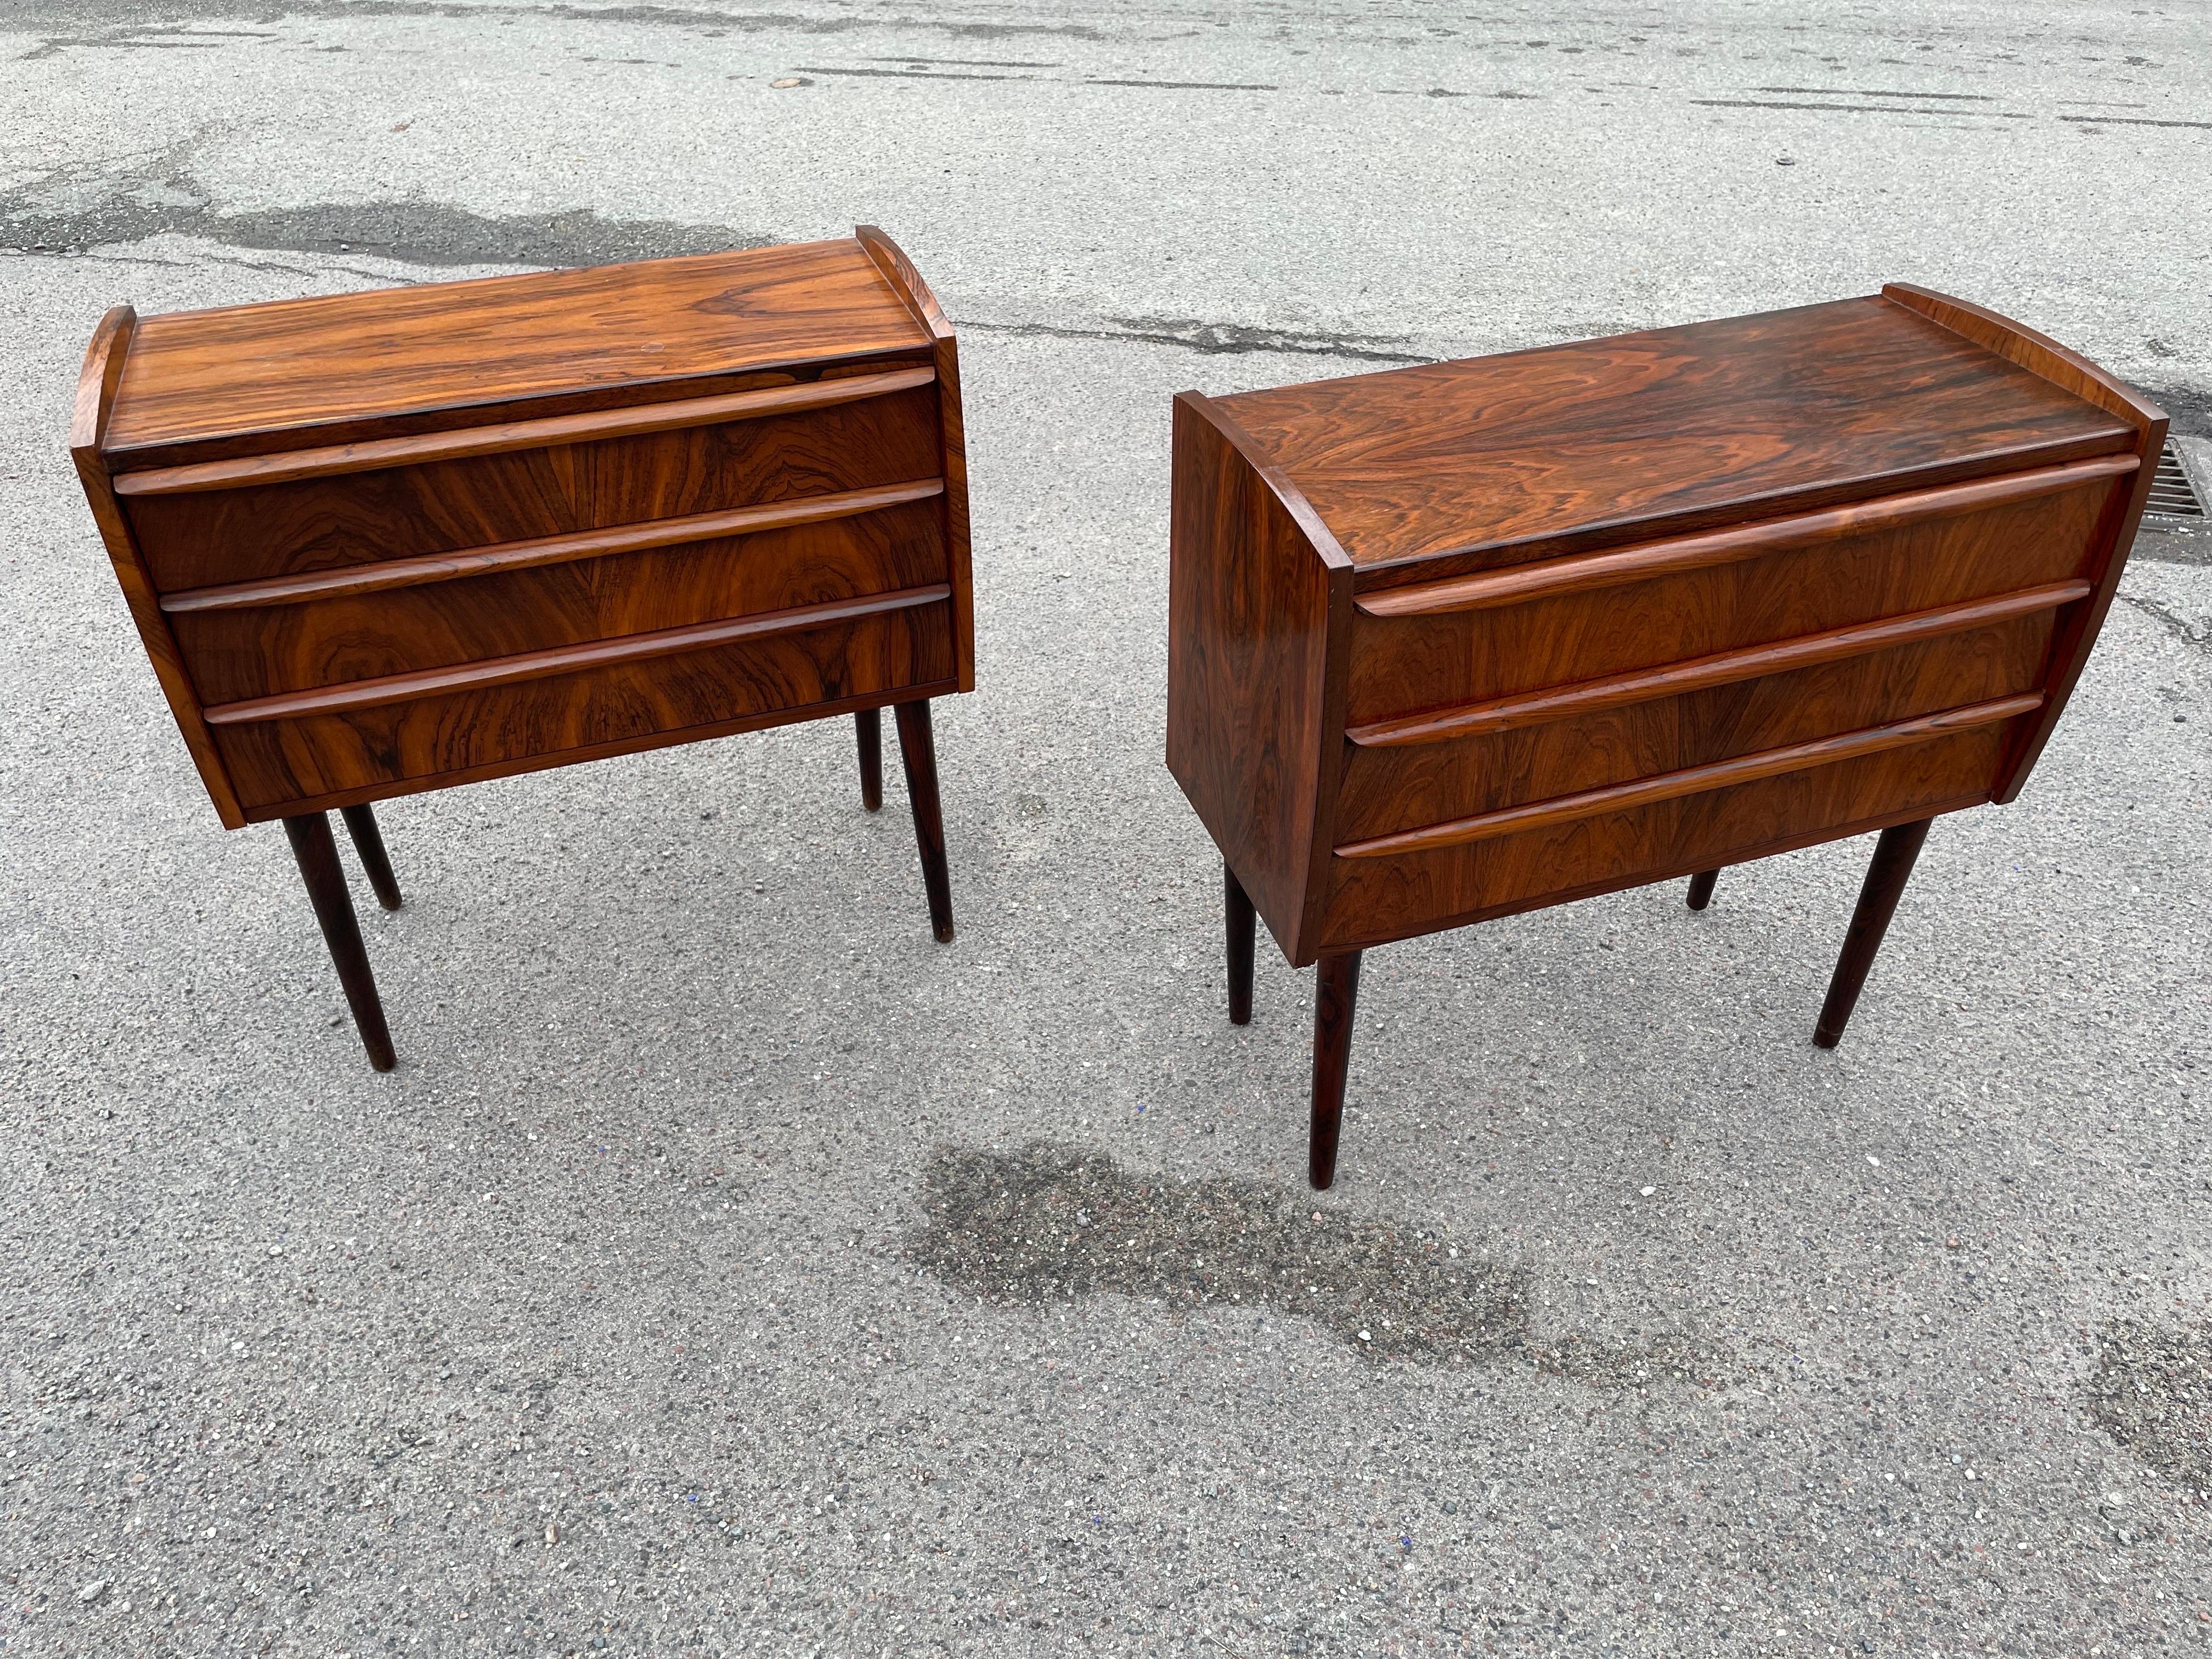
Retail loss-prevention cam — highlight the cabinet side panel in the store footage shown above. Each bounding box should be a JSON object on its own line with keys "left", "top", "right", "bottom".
{"left": 1880, "top": 285, "right": 2168, "bottom": 802}
{"left": 1166, "top": 394, "right": 1335, "bottom": 962}
{"left": 71, "top": 306, "right": 248, "bottom": 828}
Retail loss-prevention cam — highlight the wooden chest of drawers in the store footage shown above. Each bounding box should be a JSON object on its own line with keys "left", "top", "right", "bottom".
{"left": 1166, "top": 284, "right": 2164, "bottom": 1187}
{"left": 75, "top": 229, "right": 972, "bottom": 1069}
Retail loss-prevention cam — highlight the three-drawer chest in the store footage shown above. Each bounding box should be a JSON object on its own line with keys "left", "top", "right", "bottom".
{"left": 74, "top": 228, "right": 973, "bottom": 1069}
{"left": 1167, "top": 284, "right": 2165, "bottom": 1186}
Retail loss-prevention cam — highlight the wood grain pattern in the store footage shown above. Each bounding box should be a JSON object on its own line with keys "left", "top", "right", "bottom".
{"left": 1334, "top": 612, "right": 2059, "bottom": 843}
{"left": 70, "top": 304, "right": 250, "bottom": 827}
{"left": 127, "top": 385, "right": 945, "bottom": 593}
{"left": 1352, "top": 454, "right": 2136, "bottom": 620}
{"left": 202, "top": 584, "right": 951, "bottom": 725}
{"left": 859, "top": 227, "right": 978, "bottom": 693}
{"left": 1164, "top": 393, "right": 1351, "bottom": 964}
{"left": 1218, "top": 296, "right": 2135, "bottom": 587}
{"left": 176, "top": 501, "right": 949, "bottom": 705}
{"left": 161, "top": 479, "right": 944, "bottom": 613}
{"left": 114, "top": 367, "right": 937, "bottom": 496}
{"left": 104, "top": 239, "right": 930, "bottom": 465}
{"left": 1347, "top": 582, "right": 2085, "bottom": 748}
{"left": 1337, "top": 693, "right": 2040, "bottom": 857}
{"left": 1879, "top": 287, "right": 2175, "bottom": 807}
{"left": 1344, "top": 476, "right": 2117, "bottom": 727}
{"left": 1318, "top": 735, "right": 2010, "bottom": 955}
{"left": 213, "top": 599, "right": 957, "bottom": 812}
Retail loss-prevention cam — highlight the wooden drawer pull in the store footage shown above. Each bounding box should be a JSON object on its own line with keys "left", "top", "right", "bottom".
{"left": 201, "top": 584, "right": 951, "bottom": 725}
{"left": 114, "top": 365, "right": 938, "bottom": 496}
{"left": 1353, "top": 453, "right": 2138, "bottom": 618}
{"left": 1335, "top": 692, "right": 2043, "bottom": 859}
{"left": 160, "top": 478, "right": 946, "bottom": 613}
{"left": 1347, "top": 580, "right": 2090, "bottom": 748}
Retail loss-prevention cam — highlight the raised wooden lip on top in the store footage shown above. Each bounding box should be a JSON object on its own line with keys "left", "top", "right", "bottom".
{"left": 99, "top": 235, "right": 938, "bottom": 471}
{"left": 1207, "top": 288, "right": 2151, "bottom": 595}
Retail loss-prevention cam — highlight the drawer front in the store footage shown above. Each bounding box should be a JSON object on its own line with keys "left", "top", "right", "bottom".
{"left": 212, "top": 597, "right": 957, "bottom": 814}
{"left": 1321, "top": 722, "right": 2012, "bottom": 953}
{"left": 1335, "top": 612, "right": 2056, "bottom": 843}
{"left": 1344, "top": 476, "right": 2113, "bottom": 726}
{"left": 174, "top": 497, "right": 947, "bottom": 706}
{"left": 128, "top": 385, "right": 943, "bottom": 591}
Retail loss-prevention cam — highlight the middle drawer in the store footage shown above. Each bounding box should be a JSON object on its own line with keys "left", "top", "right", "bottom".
{"left": 173, "top": 494, "right": 948, "bottom": 706}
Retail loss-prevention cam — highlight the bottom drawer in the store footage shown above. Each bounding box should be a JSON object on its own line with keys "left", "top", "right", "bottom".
{"left": 1317, "top": 720, "right": 2016, "bottom": 955}
{"left": 215, "top": 596, "right": 955, "bottom": 815}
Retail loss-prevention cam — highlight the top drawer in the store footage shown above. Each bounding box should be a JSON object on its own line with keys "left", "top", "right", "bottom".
{"left": 119, "top": 371, "right": 943, "bottom": 592}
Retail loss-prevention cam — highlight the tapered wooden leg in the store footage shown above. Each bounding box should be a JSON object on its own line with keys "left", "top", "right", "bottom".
{"left": 1685, "top": 868, "right": 1719, "bottom": 911}
{"left": 855, "top": 707, "right": 883, "bottom": 812}
{"left": 338, "top": 803, "right": 403, "bottom": 911}
{"left": 893, "top": 699, "right": 955, "bottom": 944}
{"left": 284, "top": 813, "right": 396, "bottom": 1072}
{"left": 1309, "top": 951, "right": 1363, "bottom": 1190}
{"left": 1224, "top": 862, "right": 1255, "bottom": 1026}
{"left": 1814, "top": 818, "right": 1933, "bottom": 1049}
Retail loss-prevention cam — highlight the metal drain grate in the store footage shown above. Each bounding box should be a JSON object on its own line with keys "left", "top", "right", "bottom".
{"left": 2145, "top": 439, "right": 2206, "bottom": 521}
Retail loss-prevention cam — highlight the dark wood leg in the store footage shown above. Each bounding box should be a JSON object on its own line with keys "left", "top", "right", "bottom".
{"left": 1686, "top": 868, "right": 1719, "bottom": 911}
{"left": 1224, "top": 861, "right": 1255, "bottom": 1026}
{"left": 1814, "top": 818, "right": 1933, "bottom": 1049}
{"left": 893, "top": 699, "right": 955, "bottom": 944}
{"left": 1309, "top": 951, "right": 1363, "bottom": 1190}
{"left": 283, "top": 813, "right": 396, "bottom": 1072}
{"left": 855, "top": 707, "right": 883, "bottom": 812}
{"left": 338, "top": 803, "right": 403, "bottom": 911}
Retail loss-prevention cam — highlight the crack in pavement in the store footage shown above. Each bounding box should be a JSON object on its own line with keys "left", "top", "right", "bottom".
{"left": 967, "top": 317, "right": 1427, "bottom": 364}
{"left": 905, "top": 1142, "right": 1722, "bottom": 1386}
{"left": 7, "top": 1, "right": 1109, "bottom": 41}
{"left": 2115, "top": 590, "right": 2212, "bottom": 655}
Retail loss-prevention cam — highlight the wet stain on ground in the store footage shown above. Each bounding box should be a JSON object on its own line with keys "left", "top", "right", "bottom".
{"left": 2087, "top": 1319, "right": 2212, "bottom": 1492}
{"left": 906, "top": 1142, "right": 1718, "bottom": 1386}
{"left": 0, "top": 161, "right": 758, "bottom": 268}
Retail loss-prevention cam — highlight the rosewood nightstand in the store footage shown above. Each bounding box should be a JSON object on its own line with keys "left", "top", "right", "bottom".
{"left": 73, "top": 228, "right": 973, "bottom": 1070}
{"left": 1166, "top": 285, "right": 2164, "bottom": 1188}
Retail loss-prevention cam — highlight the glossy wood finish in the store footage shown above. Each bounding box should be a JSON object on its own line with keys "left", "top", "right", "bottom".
{"left": 1224, "top": 861, "right": 1256, "bottom": 1026}
{"left": 1166, "top": 285, "right": 2162, "bottom": 1183}
{"left": 340, "top": 803, "right": 403, "bottom": 911}
{"left": 1223, "top": 296, "right": 2135, "bottom": 585}
{"left": 1309, "top": 952, "right": 1362, "bottom": 1190}
{"left": 1685, "top": 869, "right": 1719, "bottom": 911}
{"left": 76, "top": 234, "right": 974, "bottom": 1066}
{"left": 284, "top": 812, "right": 396, "bottom": 1071}
{"left": 856, "top": 708, "right": 883, "bottom": 811}
{"left": 127, "top": 383, "right": 945, "bottom": 594}
{"left": 1814, "top": 818, "right": 1934, "bottom": 1048}
{"left": 894, "top": 699, "right": 956, "bottom": 944}
{"left": 105, "top": 240, "right": 930, "bottom": 467}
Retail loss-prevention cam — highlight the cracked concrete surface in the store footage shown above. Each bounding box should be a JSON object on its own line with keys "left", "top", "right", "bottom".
{"left": 2, "top": 1, "right": 2210, "bottom": 1655}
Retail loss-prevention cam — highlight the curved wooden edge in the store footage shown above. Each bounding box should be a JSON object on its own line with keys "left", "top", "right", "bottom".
{"left": 201, "top": 584, "right": 952, "bottom": 726}
{"left": 1335, "top": 693, "right": 2044, "bottom": 859}
{"left": 70, "top": 304, "right": 249, "bottom": 827}
{"left": 1349, "top": 581, "right": 2091, "bottom": 748}
{"left": 1886, "top": 285, "right": 2175, "bottom": 805}
{"left": 72, "top": 305, "right": 136, "bottom": 456}
{"left": 855, "top": 228, "right": 975, "bottom": 691}
{"left": 856, "top": 226, "right": 952, "bottom": 341}
{"left": 112, "top": 366, "right": 938, "bottom": 497}
{"left": 1176, "top": 392, "right": 1357, "bottom": 574}
{"left": 160, "top": 478, "right": 947, "bottom": 613}
{"left": 1882, "top": 284, "right": 2166, "bottom": 432}
{"left": 235, "top": 677, "right": 963, "bottom": 824}
{"left": 1355, "top": 454, "right": 2139, "bottom": 620}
